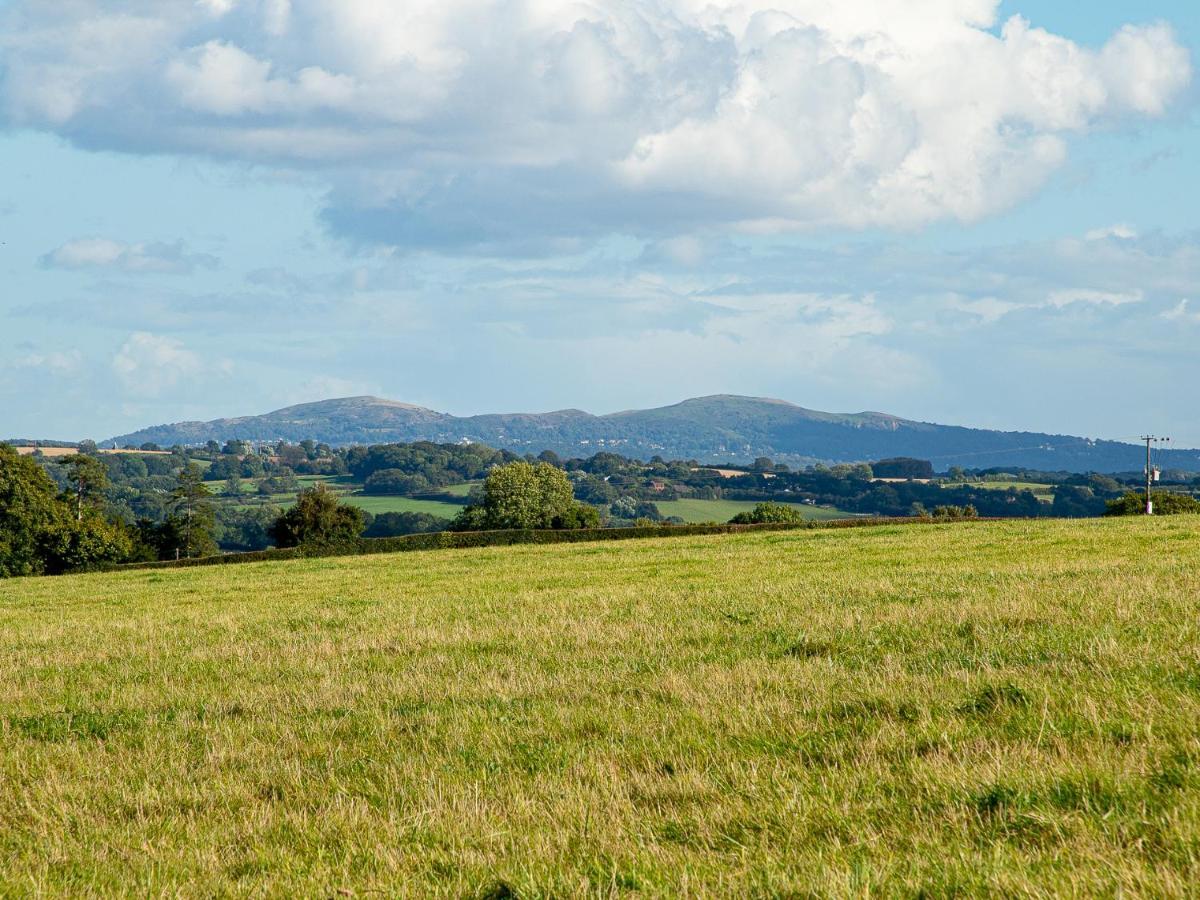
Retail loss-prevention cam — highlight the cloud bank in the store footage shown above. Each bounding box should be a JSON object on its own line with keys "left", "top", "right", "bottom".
{"left": 0, "top": 1, "right": 1190, "bottom": 249}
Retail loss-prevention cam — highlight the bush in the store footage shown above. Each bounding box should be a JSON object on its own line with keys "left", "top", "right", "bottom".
{"left": 270, "top": 485, "right": 365, "bottom": 551}
{"left": 932, "top": 505, "right": 978, "bottom": 519}
{"left": 1105, "top": 492, "right": 1200, "bottom": 516}
{"left": 729, "top": 502, "right": 807, "bottom": 525}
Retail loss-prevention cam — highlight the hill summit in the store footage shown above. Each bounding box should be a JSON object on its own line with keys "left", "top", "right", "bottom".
{"left": 108, "top": 394, "right": 1199, "bottom": 473}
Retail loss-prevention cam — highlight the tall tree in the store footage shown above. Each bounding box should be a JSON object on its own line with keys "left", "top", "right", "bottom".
{"left": 59, "top": 454, "right": 109, "bottom": 520}
{"left": 0, "top": 444, "right": 64, "bottom": 577}
{"left": 169, "top": 464, "right": 216, "bottom": 558}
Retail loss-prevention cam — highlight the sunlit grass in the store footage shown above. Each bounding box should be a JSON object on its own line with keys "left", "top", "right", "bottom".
{"left": 1, "top": 518, "right": 1198, "bottom": 896}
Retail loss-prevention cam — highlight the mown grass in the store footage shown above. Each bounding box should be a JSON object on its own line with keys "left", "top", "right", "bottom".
{"left": 1, "top": 518, "right": 1199, "bottom": 896}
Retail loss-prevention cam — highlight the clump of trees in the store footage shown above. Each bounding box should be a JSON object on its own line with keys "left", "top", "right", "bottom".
{"left": 872, "top": 458, "right": 935, "bottom": 480}
{"left": 0, "top": 444, "right": 132, "bottom": 576}
{"left": 451, "top": 462, "right": 600, "bottom": 531}
{"left": 1105, "top": 492, "right": 1200, "bottom": 516}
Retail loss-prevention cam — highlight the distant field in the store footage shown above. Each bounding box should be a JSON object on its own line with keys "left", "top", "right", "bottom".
{"left": 945, "top": 480, "right": 1055, "bottom": 500}
{"left": 438, "top": 482, "right": 479, "bottom": 497}
{"left": 341, "top": 494, "right": 464, "bottom": 517}
{"left": 2, "top": 518, "right": 1199, "bottom": 895}
{"left": 654, "top": 497, "right": 852, "bottom": 523}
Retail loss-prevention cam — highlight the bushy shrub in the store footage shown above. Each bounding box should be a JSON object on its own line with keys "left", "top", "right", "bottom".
{"left": 270, "top": 484, "right": 365, "bottom": 551}
{"left": 729, "top": 502, "right": 806, "bottom": 525}
{"left": 1105, "top": 492, "right": 1200, "bottom": 516}
{"left": 932, "top": 505, "right": 978, "bottom": 519}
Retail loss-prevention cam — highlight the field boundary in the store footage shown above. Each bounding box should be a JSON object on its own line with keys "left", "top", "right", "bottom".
{"left": 111, "top": 516, "right": 998, "bottom": 572}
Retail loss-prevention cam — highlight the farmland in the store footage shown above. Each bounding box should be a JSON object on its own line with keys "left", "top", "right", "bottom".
{"left": 217, "top": 475, "right": 850, "bottom": 524}
{"left": 653, "top": 497, "right": 852, "bottom": 523}
{"left": 2, "top": 518, "right": 1199, "bottom": 895}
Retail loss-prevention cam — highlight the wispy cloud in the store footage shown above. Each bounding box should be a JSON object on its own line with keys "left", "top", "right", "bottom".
{"left": 41, "top": 238, "right": 218, "bottom": 274}
{"left": 112, "top": 332, "right": 232, "bottom": 396}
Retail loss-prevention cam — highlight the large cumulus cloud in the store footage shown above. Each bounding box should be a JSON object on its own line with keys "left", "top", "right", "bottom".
{"left": 0, "top": 0, "right": 1191, "bottom": 248}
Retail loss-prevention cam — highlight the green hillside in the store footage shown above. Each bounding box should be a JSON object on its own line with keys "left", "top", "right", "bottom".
{"left": 108, "top": 394, "right": 1200, "bottom": 472}
{"left": 2, "top": 519, "right": 1199, "bottom": 895}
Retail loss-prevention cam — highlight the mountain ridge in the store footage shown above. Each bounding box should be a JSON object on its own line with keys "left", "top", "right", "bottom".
{"left": 106, "top": 394, "right": 1200, "bottom": 473}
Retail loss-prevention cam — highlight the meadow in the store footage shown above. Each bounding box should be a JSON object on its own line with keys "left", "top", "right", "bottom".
{"left": 653, "top": 498, "right": 851, "bottom": 523}
{"left": 2, "top": 518, "right": 1199, "bottom": 896}
{"left": 941, "top": 481, "right": 1055, "bottom": 501}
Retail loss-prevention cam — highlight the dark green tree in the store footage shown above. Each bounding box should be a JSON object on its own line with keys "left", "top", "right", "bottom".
{"left": 1, "top": 444, "right": 133, "bottom": 576}
{"left": 58, "top": 454, "right": 109, "bottom": 520}
{"left": 168, "top": 464, "right": 217, "bottom": 558}
{"left": 0, "top": 444, "right": 66, "bottom": 577}
{"left": 270, "top": 484, "right": 365, "bottom": 551}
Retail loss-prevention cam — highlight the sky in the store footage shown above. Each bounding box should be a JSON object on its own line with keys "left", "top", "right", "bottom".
{"left": 1, "top": 0, "right": 1198, "bottom": 444}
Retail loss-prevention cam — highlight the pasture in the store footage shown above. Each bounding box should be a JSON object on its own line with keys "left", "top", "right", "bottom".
{"left": 653, "top": 497, "right": 851, "bottom": 523}
{"left": 3, "top": 518, "right": 1199, "bottom": 895}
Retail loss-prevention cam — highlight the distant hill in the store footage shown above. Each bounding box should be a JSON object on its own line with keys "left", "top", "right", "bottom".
{"left": 107, "top": 394, "right": 1200, "bottom": 473}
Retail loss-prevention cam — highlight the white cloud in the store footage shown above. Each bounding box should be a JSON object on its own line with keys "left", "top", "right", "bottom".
{"left": 10, "top": 349, "right": 83, "bottom": 376}
{"left": 42, "top": 237, "right": 218, "bottom": 274}
{"left": 112, "top": 332, "right": 230, "bottom": 394}
{"left": 1162, "top": 299, "right": 1200, "bottom": 324}
{"left": 0, "top": 1, "right": 1190, "bottom": 246}
{"left": 1045, "top": 289, "right": 1143, "bottom": 309}
{"left": 1085, "top": 224, "right": 1138, "bottom": 242}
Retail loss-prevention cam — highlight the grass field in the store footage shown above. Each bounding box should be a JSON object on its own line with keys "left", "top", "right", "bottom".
{"left": 3, "top": 518, "right": 1199, "bottom": 895}
{"left": 943, "top": 481, "right": 1055, "bottom": 500}
{"left": 341, "top": 494, "right": 465, "bottom": 517}
{"left": 654, "top": 497, "right": 852, "bottom": 523}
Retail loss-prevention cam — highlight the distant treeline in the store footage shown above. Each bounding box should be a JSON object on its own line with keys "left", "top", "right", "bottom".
{"left": 6, "top": 436, "right": 1197, "bottom": 576}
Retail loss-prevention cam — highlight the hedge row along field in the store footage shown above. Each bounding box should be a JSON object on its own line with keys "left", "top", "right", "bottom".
{"left": 2, "top": 517, "right": 1199, "bottom": 895}
{"left": 114, "top": 516, "right": 934, "bottom": 570}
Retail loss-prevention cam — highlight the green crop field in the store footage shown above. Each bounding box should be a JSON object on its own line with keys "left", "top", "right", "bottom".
{"left": 654, "top": 497, "right": 852, "bottom": 523}
{"left": 2, "top": 518, "right": 1199, "bottom": 896}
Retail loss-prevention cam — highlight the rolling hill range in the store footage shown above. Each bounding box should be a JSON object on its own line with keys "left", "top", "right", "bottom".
{"left": 107, "top": 394, "right": 1200, "bottom": 472}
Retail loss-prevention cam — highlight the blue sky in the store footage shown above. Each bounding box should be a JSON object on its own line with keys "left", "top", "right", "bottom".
{"left": 1, "top": 0, "right": 1198, "bottom": 445}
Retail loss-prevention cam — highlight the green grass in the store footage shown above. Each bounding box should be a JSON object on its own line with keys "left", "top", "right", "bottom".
{"left": 654, "top": 497, "right": 852, "bottom": 523}
{"left": 340, "top": 495, "right": 464, "bottom": 517}
{"left": 4, "top": 518, "right": 1200, "bottom": 895}
{"left": 438, "top": 482, "right": 480, "bottom": 497}
{"left": 944, "top": 480, "right": 1055, "bottom": 499}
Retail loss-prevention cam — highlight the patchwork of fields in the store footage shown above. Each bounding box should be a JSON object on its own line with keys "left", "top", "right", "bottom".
{"left": 2, "top": 519, "right": 1199, "bottom": 895}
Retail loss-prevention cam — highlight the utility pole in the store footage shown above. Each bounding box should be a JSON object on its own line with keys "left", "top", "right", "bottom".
{"left": 1140, "top": 436, "right": 1170, "bottom": 515}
